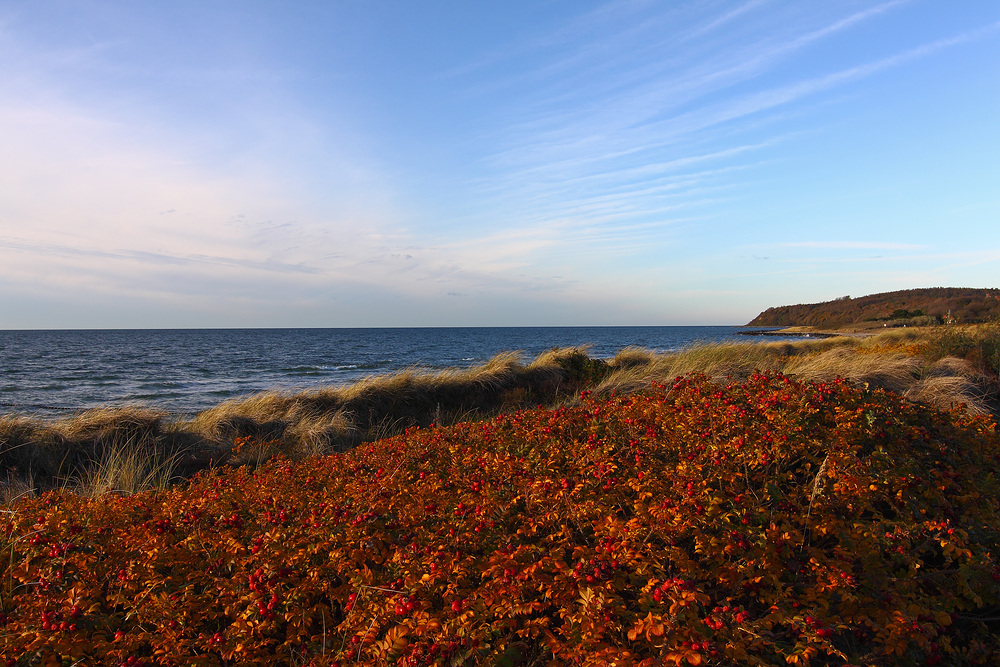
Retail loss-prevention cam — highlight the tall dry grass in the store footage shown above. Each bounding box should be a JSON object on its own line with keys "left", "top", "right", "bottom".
{"left": 77, "top": 434, "right": 181, "bottom": 497}
{"left": 904, "top": 356, "right": 990, "bottom": 415}
{"left": 783, "top": 348, "right": 921, "bottom": 394}
{"left": 1, "top": 407, "right": 190, "bottom": 498}
{"left": 189, "top": 348, "right": 580, "bottom": 459}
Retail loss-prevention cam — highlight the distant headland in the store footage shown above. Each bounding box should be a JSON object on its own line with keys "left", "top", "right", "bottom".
{"left": 746, "top": 287, "right": 1000, "bottom": 330}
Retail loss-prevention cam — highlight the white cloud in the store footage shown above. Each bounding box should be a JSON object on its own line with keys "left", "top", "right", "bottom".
{"left": 0, "top": 96, "right": 594, "bottom": 319}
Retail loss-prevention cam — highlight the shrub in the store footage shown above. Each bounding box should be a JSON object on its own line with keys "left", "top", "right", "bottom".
{"left": 923, "top": 324, "right": 1000, "bottom": 384}
{"left": 2, "top": 373, "right": 999, "bottom": 665}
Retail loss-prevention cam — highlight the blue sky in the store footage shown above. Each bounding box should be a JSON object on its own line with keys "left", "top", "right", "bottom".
{"left": 1, "top": 1, "right": 998, "bottom": 327}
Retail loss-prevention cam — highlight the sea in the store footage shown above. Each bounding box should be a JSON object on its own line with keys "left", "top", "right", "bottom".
{"left": 0, "top": 327, "right": 795, "bottom": 418}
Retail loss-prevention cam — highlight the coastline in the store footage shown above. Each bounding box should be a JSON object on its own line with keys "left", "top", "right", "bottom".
{"left": 738, "top": 325, "right": 876, "bottom": 339}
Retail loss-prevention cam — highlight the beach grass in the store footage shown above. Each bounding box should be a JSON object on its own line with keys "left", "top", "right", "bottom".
{"left": 76, "top": 433, "right": 181, "bottom": 497}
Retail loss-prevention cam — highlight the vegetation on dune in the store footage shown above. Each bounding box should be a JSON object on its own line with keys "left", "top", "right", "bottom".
{"left": 599, "top": 327, "right": 998, "bottom": 417}
{"left": 0, "top": 408, "right": 188, "bottom": 502}
{"left": 2, "top": 373, "right": 999, "bottom": 665}
{"left": 3, "top": 327, "right": 1000, "bottom": 497}
{"left": 0, "top": 349, "right": 597, "bottom": 497}
{"left": 189, "top": 349, "right": 587, "bottom": 460}
{"left": 747, "top": 288, "right": 1000, "bottom": 328}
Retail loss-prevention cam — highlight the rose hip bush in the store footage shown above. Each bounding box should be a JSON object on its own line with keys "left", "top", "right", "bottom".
{"left": 2, "top": 373, "right": 1000, "bottom": 665}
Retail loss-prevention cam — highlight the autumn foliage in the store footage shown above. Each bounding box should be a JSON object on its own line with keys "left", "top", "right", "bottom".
{"left": 3, "top": 373, "right": 1000, "bottom": 665}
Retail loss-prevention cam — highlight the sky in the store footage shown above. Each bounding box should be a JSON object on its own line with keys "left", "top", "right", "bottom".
{"left": 1, "top": 1, "right": 998, "bottom": 328}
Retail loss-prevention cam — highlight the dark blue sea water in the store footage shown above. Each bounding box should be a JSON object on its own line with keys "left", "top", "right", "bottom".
{"left": 0, "top": 327, "right": 792, "bottom": 417}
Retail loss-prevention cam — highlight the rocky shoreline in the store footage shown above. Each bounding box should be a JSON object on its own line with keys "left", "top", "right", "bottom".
{"left": 738, "top": 326, "right": 875, "bottom": 338}
{"left": 737, "top": 328, "right": 839, "bottom": 338}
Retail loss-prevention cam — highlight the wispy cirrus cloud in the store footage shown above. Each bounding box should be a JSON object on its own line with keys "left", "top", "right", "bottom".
{"left": 453, "top": 4, "right": 926, "bottom": 238}
{"left": 407, "top": 4, "right": 1000, "bottom": 321}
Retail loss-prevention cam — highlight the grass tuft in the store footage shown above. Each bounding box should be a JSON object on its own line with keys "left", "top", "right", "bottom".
{"left": 78, "top": 434, "right": 181, "bottom": 496}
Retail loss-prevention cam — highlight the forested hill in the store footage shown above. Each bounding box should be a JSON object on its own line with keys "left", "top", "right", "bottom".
{"left": 747, "top": 287, "right": 1000, "bottom": 327}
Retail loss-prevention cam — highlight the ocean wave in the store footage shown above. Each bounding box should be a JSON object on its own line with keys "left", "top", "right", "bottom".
{"left": 280, "top": 365, "right": 362, "bottom": 374}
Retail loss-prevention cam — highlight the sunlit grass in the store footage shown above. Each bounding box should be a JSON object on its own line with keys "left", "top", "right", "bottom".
{"left": 597, "top": 328, "right": 991, "bottom": 414}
